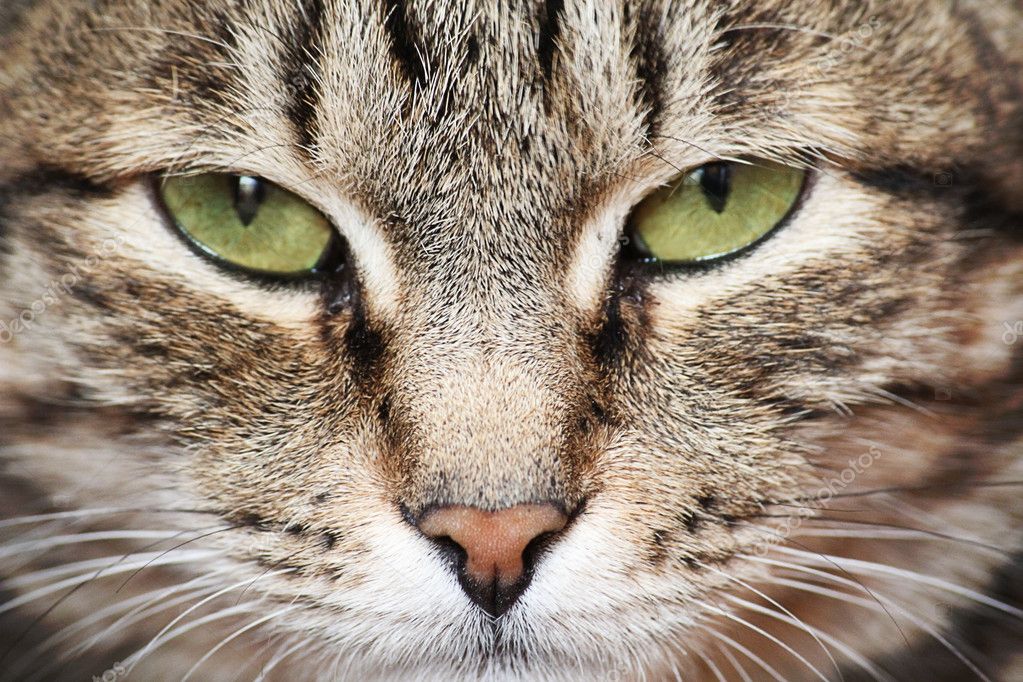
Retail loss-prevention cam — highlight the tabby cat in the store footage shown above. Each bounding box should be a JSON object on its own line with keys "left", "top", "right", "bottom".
{"left": 1, "top": 0, "right": 1021, "bottom": 680}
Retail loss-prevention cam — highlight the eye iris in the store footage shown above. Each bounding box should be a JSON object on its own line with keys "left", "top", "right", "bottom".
{"left": 158, "top": 173, "right": 335, "bottom": 277}
{"left": 627, "top": 160, "right": 805, "bottom": 264}
{"left": 233, "top": 175, "right": 266, "bottom": 226}
{"left": 696, "top": 163, "right": 731, "bottom": 214}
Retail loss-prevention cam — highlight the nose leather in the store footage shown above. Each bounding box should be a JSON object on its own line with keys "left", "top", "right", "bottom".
{"left": 417, "top": 503, "right": 568, "bottom": 615}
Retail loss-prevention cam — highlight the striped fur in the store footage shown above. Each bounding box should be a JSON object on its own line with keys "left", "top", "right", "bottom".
{"left": 0, "top": 1, "right": 1022, "bottom": 680}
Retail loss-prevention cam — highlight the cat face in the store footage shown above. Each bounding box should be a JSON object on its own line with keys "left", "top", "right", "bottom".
{"left": 1, "top": 1, "right": 1022, "bottom": 680}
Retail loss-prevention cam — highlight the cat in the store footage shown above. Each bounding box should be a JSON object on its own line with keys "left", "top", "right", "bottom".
{"left": 1, "top": 0, "right": 1022, "bottom": 680}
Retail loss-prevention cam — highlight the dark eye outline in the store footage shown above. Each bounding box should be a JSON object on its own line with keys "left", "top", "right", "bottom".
{"left": 149, "top": 173, "right": 351, "bottom": 288}
{"left": 621, "top": 161, "right": 816, "bottom": 273}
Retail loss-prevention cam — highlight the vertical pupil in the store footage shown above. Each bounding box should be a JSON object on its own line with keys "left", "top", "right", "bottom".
{"left": 233, "top": 175, "right": 266, "bottom": 226}
{"left": 697, "top": 163, "right": 732, "bottom": 214}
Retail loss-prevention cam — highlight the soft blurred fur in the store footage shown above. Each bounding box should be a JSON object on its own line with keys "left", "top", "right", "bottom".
{"left": 1, "top": 1, "right": 1022, "bottom": 680}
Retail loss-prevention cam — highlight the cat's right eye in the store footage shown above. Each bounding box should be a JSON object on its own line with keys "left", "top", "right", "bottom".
{"left": 156, "top": 173, "right": 337, "bottom": 277}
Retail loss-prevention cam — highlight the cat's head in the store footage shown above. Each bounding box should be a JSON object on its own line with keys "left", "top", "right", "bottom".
{"left": 1, "top": 1, "right": 1022, "bottom": 679}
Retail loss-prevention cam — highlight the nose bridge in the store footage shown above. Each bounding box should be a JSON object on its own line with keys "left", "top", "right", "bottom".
{"left": 389, "top": 313, "right": 585, "bottom": 514}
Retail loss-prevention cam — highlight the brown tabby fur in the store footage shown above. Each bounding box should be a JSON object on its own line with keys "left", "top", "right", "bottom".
{"left": 0, "top": 0, "right": 1021, "bottom": 680}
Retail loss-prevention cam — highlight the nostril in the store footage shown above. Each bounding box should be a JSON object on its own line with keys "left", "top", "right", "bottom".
{"left": 414, "top": 502, "right": 570, "bottom": 616}
{"left": 423, "top": 533, "right": 467, "bottom": 573}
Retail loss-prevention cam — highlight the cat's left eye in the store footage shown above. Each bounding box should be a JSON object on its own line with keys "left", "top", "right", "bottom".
{"left": 626, "top": 159, "right": 807, "bottom": 265}
{"left": 157, "top": 173, "right": 336, "bottom": 277}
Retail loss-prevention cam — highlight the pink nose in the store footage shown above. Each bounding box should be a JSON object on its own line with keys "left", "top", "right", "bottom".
{"left": 416, "top": 503, "right": 568, "bottom": 615}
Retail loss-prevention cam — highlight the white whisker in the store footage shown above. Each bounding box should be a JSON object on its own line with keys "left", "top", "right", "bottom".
{"left": 702, "top": 562, "right": 843, "bottom": 679}
{"left": 0, "top": 530, "right": 183, "bottom": 561}
{"left": 722, "top": 594, "right": 895, "bottom": 682}
{"left": 125, "top": 601, "right": 265, "bottom": 674}
{"left": 770, "top": 576, "right": 992, "bottom": 682}
{"left": 181, "top": 604, "right": 298, "bottom": 681}
{"left": 124, "top": 569, "right": 294, "bottom": 673}
{"left": 695, "top": 624, "right": 787, "bottom": 682}
{"left": 716, "top": 641, "right": 754, "bottom": 682}
{"left": 695, "top": 599, "right": 830, "bottom": 682}
{"left": 691, "top": 646, "right": 728, "bottom": 682}
{"left": 774, "top": 546, "right": 1023, "bottom": 619}
{"left": 0, "top": 550, "right": 219, "bottom": 616}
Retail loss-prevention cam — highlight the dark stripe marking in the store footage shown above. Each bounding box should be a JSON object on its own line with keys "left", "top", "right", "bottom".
{"left": 382, "top": 0, "right": 429, "bottom": 88}
{"left": 0, "top": 168, "right": 111, "bottom": 257}
{"left": 282, "top": 0, "right": 327, "bottom": 158}
{"left": 537, "top": 0, "right": 565, "bottom": 83}
{"left": 626, "top": 6, "right": 668, "bottom": 137}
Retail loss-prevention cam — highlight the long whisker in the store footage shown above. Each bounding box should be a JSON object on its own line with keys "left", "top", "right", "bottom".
{"left": 767, "top": 574, "right": 992, "bottom": 682}
{"left": 0, "top": 549, "right": 220, "bottom": 668}
{"left": 691, "top": 646, "right": 728, "bottom": 682}
{"left": 736, "top": 523, "right": 911, "bottom": 648}
{"left": 181, "top": 603, "right": 299, "bottom": 681}
{"left": 253, "top": 636, "right": 310, "bottom": 682}
{"left": 695, "top": 598, "right": 831, "bottom": 682}
{"left": 114, "top": 525, "right": 239, "bottom": 593}
{"left": 745, "top": 554, "right": 998, "bottom": 678}
{"left": 716, "top": 641, "right": 754, "bottom": 682}
{"left": 18, "top": 582, "right": 223, "bottom": 682}
{"left": 0, "top": 507, "right": 222, "bottom": 530}
{"left": 0, "top": 530, "right": 185, "bottom": 560}
{"left": 125, "top": 601, "right": 265, "bottom": 674}
{"left": 700, "top": 562, "right": 843, "bottom": 679}
{"left": 751, "top": 514, "right": 1010, "bottom": 557}
{"left": 0, "top": 551, "right": 219, "bottom": 618}
{"left": 773, "top": 546, "right": 1023, "bottom": 620}
{"left": 125, "top": 569, "right": 295, "bottom": 673}
{"left": 722, "top": 594, "right": 895, "bottom": 682}
{"left": 696, "top": 624, "right": 787, "bottom": 682}
{"left": 790, "top": 480, "right": 1023, "bottom": 504}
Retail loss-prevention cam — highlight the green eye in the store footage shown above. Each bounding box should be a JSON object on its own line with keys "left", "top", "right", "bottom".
{"left": 628, "top": 160, "right": 806, "bottom": 264}
{"left": 158, "top": 173, "right": 335, "bottom": 276}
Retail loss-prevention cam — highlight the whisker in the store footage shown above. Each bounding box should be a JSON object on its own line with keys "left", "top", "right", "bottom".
{"left": 0, "top": 507, "right": 221, "bottom": 530}
{"left": 700, "top": 562, "right": 843, "bottom": 680}
{"left": 722, "top": 594, "right": 895, "bottom": 682}
{"left": 752, "top": 514, "right": 1010, "bottom": 557}
{"left": 695, "top": 598, "right": 830, "bottom": 682}
{"left": 126, "top": 601, "right": 265, "bottom": 674}
{"left": 0, "top": 549, "right": 220, "bottom": 668}
{"left": 70, "top": 582, "right": 221, "bottom": 657}
{"left": 791, "top": 480, "right": 1023, "bottom": 504}
{"left": 767, "top": 575, "right": 992, "bottom": 682}
{"left": 181, "top": 603, "right": 298, "bottom": 681}
{"left": 691, "top": 646, "right": 728, "bottom": 682}
{"left": 125, "top": 569, "right": 295, "bottom": 673}
{"left": 773, "top": 546, "right": 1023, "bottom": 620}
{"left": 717, "top": 642, "right": 754, "bottom": 682}
{"left": 696, "top": 624, "right": 787, "bottom": 682}
{"left": 0, "top": 530, "right": 185, "bottom": 560}
{"left": 253, "top": 636, "right": 308, "bottom": 682}
{"left": 17, "top": 581, "right": 222, "bottom": 682}
{"left": 0, "top": 550, "right": 219, "bottom": 616}
{"left": 114, "top": 525, "right": 239, "bottom": 593}
{"left": 736, "top": 523, "right": 911, "bottom": 648}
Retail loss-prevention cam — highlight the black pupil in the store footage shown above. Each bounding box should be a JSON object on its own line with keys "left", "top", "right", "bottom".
{"left": 697, "top": 163, "right": 732, "bottom": 214}
{"left": 233, "top": 175, "right": 266, "bottom": 226}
